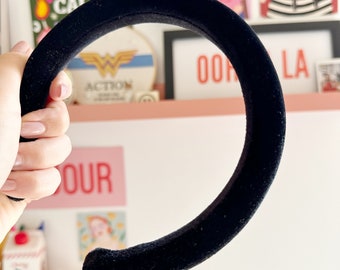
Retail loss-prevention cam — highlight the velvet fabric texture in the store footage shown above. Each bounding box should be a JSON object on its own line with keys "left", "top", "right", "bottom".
{"left": 20, "top": 0, "right": 286, "bottom": 269}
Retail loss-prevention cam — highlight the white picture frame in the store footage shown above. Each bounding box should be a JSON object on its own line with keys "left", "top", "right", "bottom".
{"left": 164, "top": 20, "right": 340, "bottom": 100}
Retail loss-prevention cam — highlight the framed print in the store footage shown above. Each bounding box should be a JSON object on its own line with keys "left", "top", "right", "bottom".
{"left": 260, "top": 0, "right": 338, "bottom": 19}
{"left": 78, "top": 211, "right": 126, "bottom": 260}
{"left": 316, "top": 58, "right": 340, "bottom": 93}
{"left": 164, "top": 20, "right": 340, "bottom": 100}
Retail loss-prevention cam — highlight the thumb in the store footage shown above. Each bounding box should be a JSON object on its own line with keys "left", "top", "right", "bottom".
{"left": 0, "top": 42, "right": 30, "bottom": 187}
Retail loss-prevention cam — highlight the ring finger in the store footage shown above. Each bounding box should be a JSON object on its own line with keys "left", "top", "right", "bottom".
{"left": 13, "top": 135, "right": 71, "bottom": 171}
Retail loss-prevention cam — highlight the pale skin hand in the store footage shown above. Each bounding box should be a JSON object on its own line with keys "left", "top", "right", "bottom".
{"left": 0, "top": 41, "right": 72, "bottom": 242}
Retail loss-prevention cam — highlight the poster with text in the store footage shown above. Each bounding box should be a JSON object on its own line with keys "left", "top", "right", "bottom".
{"left": 28, "top": 146, "right": 127, "bottom": 209}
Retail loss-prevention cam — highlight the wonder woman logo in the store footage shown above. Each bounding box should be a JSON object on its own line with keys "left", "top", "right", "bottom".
{"left": 79, "top": 50, "right": 137, "bottom": 77}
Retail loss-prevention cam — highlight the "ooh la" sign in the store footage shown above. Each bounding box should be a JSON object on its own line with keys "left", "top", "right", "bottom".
{"left": 166, "top": 21, "right": 340, "bottom": 100}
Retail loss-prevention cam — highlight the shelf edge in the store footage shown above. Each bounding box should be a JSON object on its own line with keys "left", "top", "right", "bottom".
{"left": 68, "top": 92, "right": 340, "bottom": 122}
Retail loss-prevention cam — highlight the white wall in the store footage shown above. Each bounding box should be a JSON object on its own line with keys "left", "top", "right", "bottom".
{"left": 19, "top": 110, "right": 340, "bottom": 269}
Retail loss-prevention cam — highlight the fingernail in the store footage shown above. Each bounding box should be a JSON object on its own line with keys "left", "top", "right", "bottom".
{"left": 58, "top": 84, "right": 69, "bottom": 99}
{"left": 11, "top": 41, "right": 30, "bottom": 54}
{"left": 13, "top": 154, "right": 23, "bottom": 168}
{"left": 21, "top": 122, "right": 46, "bottom": 137}
{"left": 1, "top": 180, "right": 16, "bottom": 191}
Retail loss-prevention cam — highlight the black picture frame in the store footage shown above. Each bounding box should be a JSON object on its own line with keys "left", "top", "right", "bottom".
{"left": 164, "top": 20, "right": 340, "bottom": 99}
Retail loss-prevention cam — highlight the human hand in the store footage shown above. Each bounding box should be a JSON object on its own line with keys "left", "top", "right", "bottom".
{"left": 0, "top": 41, "right": 72, "bottom": 242}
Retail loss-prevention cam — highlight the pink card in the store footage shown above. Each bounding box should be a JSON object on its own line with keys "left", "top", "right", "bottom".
{"left": 29, "top": 147, "right": 126, "bottom": 209}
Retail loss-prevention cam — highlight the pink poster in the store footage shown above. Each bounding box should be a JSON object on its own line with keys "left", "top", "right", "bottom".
{"left": 217, "top": 0, "right": 248, "bottom": 18}
{"left": 28, "top": 147, "right": 126, "bottom": 209}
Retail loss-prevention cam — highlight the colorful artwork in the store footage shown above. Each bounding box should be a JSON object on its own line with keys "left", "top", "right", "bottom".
{"left": 29, "top": 0, "right": 89, "bottom": 45}
{"left": 77, "top": 211, "right": 126, "bottom": 260}
{"left": 218, "top": 0, "right": 248, "bottom": 18}
{"left": 260, "top": 0, "right": 338, "bottom": 18}
{"left": 316, "top": 59, "right": 340, "bottom": 93}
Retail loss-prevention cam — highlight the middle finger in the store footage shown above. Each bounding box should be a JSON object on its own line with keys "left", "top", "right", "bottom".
{"left": 21, "top": 100, "right": 70, "bottom": 139}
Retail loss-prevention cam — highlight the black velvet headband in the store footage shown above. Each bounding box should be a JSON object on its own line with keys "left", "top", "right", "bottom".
{"left": 20, "top": 0, "right": 286, "bottom": 269}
